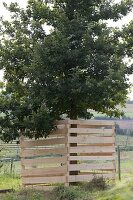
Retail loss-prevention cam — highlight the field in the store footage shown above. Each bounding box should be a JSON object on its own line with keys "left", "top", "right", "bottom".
{"left": 121, "top": 104, "right": 133, "bottom": 118}
{"left": 90, "top": 103, "right": 133, "bottom": 118}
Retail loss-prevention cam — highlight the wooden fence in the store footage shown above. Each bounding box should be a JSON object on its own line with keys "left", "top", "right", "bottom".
{"left": 20, "top": 120, "right": 116, "bottom": 189}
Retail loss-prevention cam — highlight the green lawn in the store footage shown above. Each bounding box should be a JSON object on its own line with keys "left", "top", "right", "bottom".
{"left": 0, "top": 174, "right": 21, "bottom": 190}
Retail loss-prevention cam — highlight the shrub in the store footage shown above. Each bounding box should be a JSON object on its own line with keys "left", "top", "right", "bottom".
{"left": 53, "top": 185, "right": 82, "bottom": 200}
{"left": 2, "top": 189, "right": 45, "bottom": 200}
{"left": 82, "top": 176, "right": 108, "bottom": 192}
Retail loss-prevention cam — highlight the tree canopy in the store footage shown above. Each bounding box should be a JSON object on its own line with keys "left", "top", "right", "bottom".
{"left": 0, "top": 0, "right": 133, "bottom": 141}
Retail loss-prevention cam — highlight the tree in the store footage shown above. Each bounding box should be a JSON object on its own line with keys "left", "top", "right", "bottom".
{"left": 0, "top": 0, "right": 133, "bottom": 141}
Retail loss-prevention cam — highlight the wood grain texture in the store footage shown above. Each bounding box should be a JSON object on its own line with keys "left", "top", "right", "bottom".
{"left": 69, "top": 146, "right": 115, "bottom": 154}
{"left": 69, "top": 173, "right": 115, "bottom": 182}
{"left": 22, "top": 176, "right": 66, "bottom": 185}
{"left": 21, "top": 137, "right": 66, "bottom": 148}
{"left": 21, "top": 156, "right": 67, "bottom": 167}
{"left": 21, "top": 147, "right": 67, "bottom": 158}
{"left": 21, "top": 166, "right": 67, "bottom": 177}
{"left": 69, "top": 155, "right": 115, "bottom": 161}
{"left": 68, "top": 120, "right": 115, "bottom": 126}
{"left": 69, "top": 136, "right": 115, "bottom": 144}
{"left": 69, "top": 163, "right": 115, "bottom": 171}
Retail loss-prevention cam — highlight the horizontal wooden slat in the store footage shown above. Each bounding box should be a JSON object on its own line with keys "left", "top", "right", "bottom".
{"left": 70, "top": 146, "right": 115, "bottom": 154}
{"left": 21, "top": 138, "right": 66, "bottom": 148}
{"left": 22, "top": 176, "right": 66, "bottom": 185}
{"left": 68, "top": 128, "right": 113, "bottom": 135}
{"left": 21, "top": 147, "right": 67, "bottom": 158}
{"left": 69, "top": 156, "right": 115, "bottom": 161}
{"left": 21, "top": 166, "right": 67, "bottom": 177}
{"left": 69, "top": 173, "right": 114, "bottom": 182}
{"left": 79, "top": 153, "right": 114, "bottom": 156}
{"left": 69, "top": 163, "right": 114, "bottom": 171}
{"left": 50, "top": 127, "right": 67, "bottom": 135}
{"left": 68, "top": 120, "right": 115, "bottom": 126}
{"left": 69, "top": 136, "right": 114, "bottom": 144}
{"left": 87, "top": 144, "right": 114, "bottom": 148}
{"left": 56, "top": 120, "right": 68, "bottom": 125}
{"left": 22, "top": 156, "right": 67, "bottom": 167}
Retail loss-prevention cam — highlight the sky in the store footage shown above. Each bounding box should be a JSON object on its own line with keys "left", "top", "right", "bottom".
{"left": 0, "top": 0, "right": 133, "bottom": 99}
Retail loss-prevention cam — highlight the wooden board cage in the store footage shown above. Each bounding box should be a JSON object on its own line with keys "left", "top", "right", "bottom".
{"left": 20, "top": 119, "right": 116, "bottom": 189}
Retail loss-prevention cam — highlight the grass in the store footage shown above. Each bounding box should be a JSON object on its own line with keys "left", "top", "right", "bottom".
{"left": 0, "top": 178, "right": 133, "bottom": 200}
{"left": 97, "top": 179, "right": 133, "bottom": 200}
{"left": 0, "top": 189, "right": 45, "bottom": 200}
{"left": 0, "top": 174, "right": 21, "bottom": 190}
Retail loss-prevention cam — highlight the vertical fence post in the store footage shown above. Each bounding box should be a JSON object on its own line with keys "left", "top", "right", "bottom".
{"left": 118, "top": 145, "right": 121, "bottom": 181}
{"left": 20, "top": 135, "right": 25, "bottom": 188}
{"left": 10, "top": 158, "right": 13, "bottom": 174}
{"left": 112, "top": 123, "right": 116, "bottom": 182}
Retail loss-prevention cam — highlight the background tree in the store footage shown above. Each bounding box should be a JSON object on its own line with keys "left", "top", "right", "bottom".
{"left": 0, "top": 0, "right": 133, "bottom": 141}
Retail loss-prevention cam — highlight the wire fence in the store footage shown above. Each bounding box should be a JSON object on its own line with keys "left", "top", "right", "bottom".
{"left": 0, "top": 141, "right": 20, "bottom": 175}
{"left": 115, "top": 127, "right": 133, "bottom": 180}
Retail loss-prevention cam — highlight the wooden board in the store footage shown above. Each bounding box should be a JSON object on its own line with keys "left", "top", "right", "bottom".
{"left": 68, "top": 163, "right": 114, "bottom": 171}
{"left": 21, "top": 166, "right": 67, "bottom": 177}
{"left": 21, "top": 147, "right": 67, "bottom": 158}
{"left": 68, "top": 128, "right": 113, "bottom": 135}
{"left": 56, "top": 120, "right": 68, "bottom": 125}
{"left": 69, "top": 146, "right": 115, "bottom": 154}
{"left": 50, "top": 127, "right": 67, "bottom": 135}
{"left": 21, "top": 156, "right": 67, "bottom": 167}
{"left": 22, "top": 176, "right": 66, "bottom": 185}
{"left": 69, "top": 155, "right": 115, "bottom": 161}
{"left": 69, "top": 136, "right": 115, "bottom": 144}
{"left": 21, "top": 138, "right": 66, "bottom": 148}
{"left": 69, "top": 173, "right": 114, "bottom": 182}
{"left": 68, "top": 120, "right": 115, "bottom": 126}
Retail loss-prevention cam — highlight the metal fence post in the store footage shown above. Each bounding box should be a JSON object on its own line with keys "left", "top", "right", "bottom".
{"left": 10, "top": 158, "right": 13, "bottom": 174}
{"left": 118, "top": 146, "right": 121, "bottom": 181}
